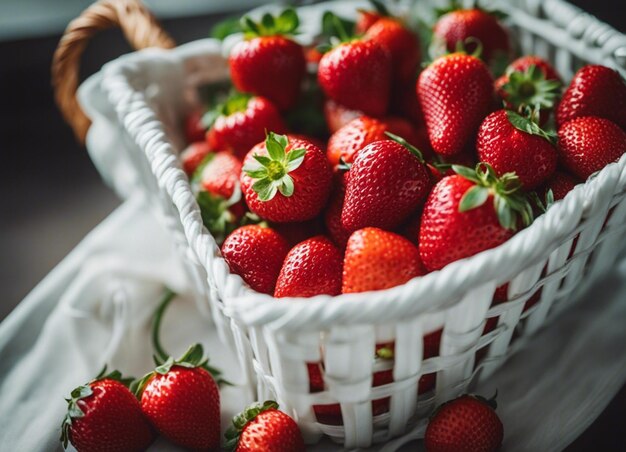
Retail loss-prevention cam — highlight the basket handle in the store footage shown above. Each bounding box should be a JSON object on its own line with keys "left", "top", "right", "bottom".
{"left": 51, "top": 0, "right": 175, "bottom": 144}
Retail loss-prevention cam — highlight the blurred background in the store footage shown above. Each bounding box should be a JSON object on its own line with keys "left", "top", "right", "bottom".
{"left": 0, "top": 0, "right": 623, "bottom": 449}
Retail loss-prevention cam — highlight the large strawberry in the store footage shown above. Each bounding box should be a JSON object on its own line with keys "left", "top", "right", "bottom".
{"left": 556, "top": 65, "right": 626, "bottom": 129}
{"left": 225, "top": 401, "right": 305, "bottom": 451}
{"left": 61, "top": 368, "right": 154, "bottom": 452}
{"left": 343, "top": 227, "right": 426, "bottom": 293}
{"left": 477, "top": 109, "right": 557, "bottom": 189}
{"left": 274, "top": 235, "right": 343, "bottom": 297}
{"left": 206, "top": 93, "right": 286, "bottom": 159}
{"left": 419, "top": 164, "right": 533, "bottom": 272}
{"left": 424, "top": 394, "right": 503, "bottom": 452}
{"left": 221, "top": 224, "right": 290, "bottom": 294}
{"left": 241, "top": 132, "right": 333, "bottom": 222}
{"left": 418, "top": 53, "right": 494, "bottom": 156}
{"left": 557, "top": 116, "right": 626, "bottom": 179}
{"left": 341, "top": 134, "right": 431, "bottom": 232}
{"left": 229, "top": 9, "right": 305, "bottom": 110}
{"left": 133, "top": 344, "right": 220, "bottom": 451}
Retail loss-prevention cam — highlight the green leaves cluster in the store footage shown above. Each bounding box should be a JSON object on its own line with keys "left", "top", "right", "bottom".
{"left": 241, "top": 9, "right": 299, "bottom": 38}
{"left": 506, "top": 109, "right": 557, "bottom": 144}
{"left": 502, "top": 64, "right": 562, "bottom": 112}
{"left": 224, "top": 400, "right": 280, "bottom": 451}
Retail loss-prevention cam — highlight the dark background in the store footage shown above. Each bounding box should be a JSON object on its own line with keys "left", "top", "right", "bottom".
{"left": 0, "top": 1, "right": 623, "bottom": 450}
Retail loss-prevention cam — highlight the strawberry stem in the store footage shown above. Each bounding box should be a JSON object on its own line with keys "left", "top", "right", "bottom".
{"left": 151, "top": 287, "right": 177, "bottom": 363}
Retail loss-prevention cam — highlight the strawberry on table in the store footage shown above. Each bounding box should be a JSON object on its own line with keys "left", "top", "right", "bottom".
{"left": 225, "top": 400, "right": 305, "bottom": 451}
{"left": 229, "top": 9, "right": 306, "bottom": 110}
{"left": 181, "top": 141, "right": 212, "bottom": 176}
{"left": 60, "top": 368, "right": 154, "bottom": 452}
{"left": 241, "top": 132, "right": 333, "bottom": 222}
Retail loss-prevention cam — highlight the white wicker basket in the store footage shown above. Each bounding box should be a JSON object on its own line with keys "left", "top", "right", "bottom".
{"left": 95, "top": 0, "right": 626, "bottom": 447}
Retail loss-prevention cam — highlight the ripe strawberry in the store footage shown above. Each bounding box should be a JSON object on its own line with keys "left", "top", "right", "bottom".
{"left": 181, "top": 141, "right": 212, "bottom": 176}
{"left": 185, "top": 109, "right": 207, "bottom": 144}
{"left": 343, "top": 227, "right": 426, "bottom": 293}
{"left": 274, "top": 235, "right": 343, "bottom": 297}
{"left": 206, "top": 93, "right": 286, "bottom": 159}
{"left": 229, "top": 9, "right": 305, "bottom": 110}
{"left": 354, "top": 0, "right": 389, "bottom": 34}
{"left": 539, "top": 170, "right": 579, "bottom": 202}
{"left": 241, "top": 132, "right": 333, "bottom": 222}
{"left": 433, "top": 9, "right": 510, "bottom": 63}
{"left": 134, "top": 344, "right": 220, "bottom": 451}
{"left": 200, "top": 151, "right": 242, "bottom": 199}
{"left": 323, "top": 99, "right": 363, "bottom": 134}
{"left": 418, "top": 53, "right": 494, "bottom": 156}
{"left": 221, "top": 224, "right": 290, "bottom": 294}
{"left": 318, "top": 38, "right": 392, "bottom": 116}
{"left": 61, "top": 368, "right": 154, "bottom": 452}
{"left": 341, "top": 135, "right": 431, "bottom": 232}
{"left": 225, "top": 401, "right": 304, "bottom": 451}
{"left": 419, "top": 164, "right": 533, "bottom": 272}
{"left": 424, "top": 394, "right": 503, "bottom": 452}
{"left": 556, "top": 65, "right": 626, "bottom": 129}
{"left": 477, "top": 109, "right": 557, "bottom": 189}
{"left": 324, "top": 172, "right": 352, "bottom": 248}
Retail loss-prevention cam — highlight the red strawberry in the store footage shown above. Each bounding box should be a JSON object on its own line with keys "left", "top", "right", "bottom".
{"left": 365, "top": 17, "right": 421, "bottom": 83}
{"left": 424, "top": 394, "right": 503, "bottom": 452}
{"left": 274, "top": 235, "right": 343, "bottom": 297}
{"left": 318, "top": 39, "right": 392, "bottom": 116}
{"left": 135, "top": 345, "right": 220, "bottom": 451}
{"left": 206, "top": 94, "right": 286, "bottom": 159}
{"left": 433, "top": 9, "right": 510, "bottom": 63}
{"left": 323, "top": 99, "right": 363, "bottom": 134}
{"left": 185, "top": 109, "right": 207, "bottom": 144}
{"left": 229, "top": 10, "right": 305, "bottom": 110}
{"left": 355, "top": 0, "right": 389, "bottom": 34}
{"left": 539, "top": 170, "right": 579, "bottom": 202}
{"left": 271, "top": 218, "right": 324, "bottom": 247}
{"left": 419, "top": 164, "right": 533, "bottom": 272}
{"left": 200, "top": 151, "right": 242, "bottom": 199}
{"left": 241, "top": 132, "right": 333, "bottom": 222}
{"left": 324, "top": 172, "right": 352, "bottom": 248}
{"left": 221, "top": 224, "right": 290, "bottom": 294}
{"left": 477, "top": 109, "right": 557, "bottom": 189}
{"left": 61, "top": 369, "right": 154, "bottom": 452}
{"left": 556, "top": 65, "right": 626, "bottom": 129}
{"left": 225, "top": 401, "right": 304, "bottom": 452}
{"left": 343, "top": 227, "right": 426, "bottom": 293}
{"left": 418, "top": 53, "right": 494, "bottom": 156}
{"left": 181, "top": 141, "right": 212, "bottom": 175}
{"left": 557, "top": 116, "right": 626, "bottom": 179}
{"left": 341, "top": 136, "right": 431, "bottom": 232}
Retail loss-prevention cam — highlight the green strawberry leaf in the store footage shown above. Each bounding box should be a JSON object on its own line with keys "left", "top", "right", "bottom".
{"left": 506, "top": 110, "right": 557, "bottom": 144}
{"left": 501, "top": 64, "right": 562, "bottom": 111}
{"left": 459, "top": 185, "right": 490, "bottom": 212}
{"left": 241, "top": 8, "right": 300, "bottom": 38}
{"left": 384, "top": 131, "right": 425, "bottom": 163}
{"left": 211, "top": 16, "right": 241, "bottom": 41}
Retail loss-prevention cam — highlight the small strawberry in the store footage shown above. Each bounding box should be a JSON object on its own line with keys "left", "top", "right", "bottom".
{"left": 419, "top": 164, "right": 533, "bottom": 272}
{"left": 557, "top": 116, "right": 626, "bottom": 179}
{"left": 323, "top": 99, "right": 363, "bottom": 134}
{"left": 229, "top": 9, "right": 305, "bottom": 110}
{"left": 341, "top": 134, "right": 431, "bottom": 232}
{"left": 206, "top": 93, "right": 286, "bottom": 159}
{"left": 221, "top": 224, "right": 290, "bottom": 294}
{"left": 61, "top": 368, "right": 154, "bottom": 452}
{"left": 354, "top": 0, "right": 389, "bottom": 34}
{"left": 477, "top": 109, "right": 557, "bottom": 189}
{"left": 181, "top": 141, "right": 212, "bottom": 176}
{"left": 418, "top": 53, "right": 494, "bottom": 156}
{"left": 343, "top": 227, "right": 426, "bottom": 293}
{"left": 185, "top": 109, "right": 207, "bottom": 144}
{"left": 274, "top": 235, "right": 343, "bottom": 297}
{"left": 556, "top": 65, "right": 626, "bottom": 129}
{"left": 424, "top": 394, "right": 503, "bottom": 452}
{"left": 241, "top": 132, "right": 333, "bottom": 222}
{"left": 225, "top": 401, "right": 305, "bottom": 452}
{"left": 199, "top": 151, "right": 243, "bottom": 199}
{"left": 539, "top": 170, "right": 579, "bottom": 202}
{"left": 324, "top": 171, "right": 352, "bottom": 248}
{"left": 133, "top": 345, "right": 221, "bottom": 451}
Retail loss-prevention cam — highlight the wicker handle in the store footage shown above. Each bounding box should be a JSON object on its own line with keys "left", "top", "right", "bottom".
{"left": 51, "top": 0, "right": 175, "bottom": 144}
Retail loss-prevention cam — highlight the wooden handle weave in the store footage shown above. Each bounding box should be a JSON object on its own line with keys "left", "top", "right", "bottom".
{"left": 51, "top": 0, "right": 175, "bottom": 144}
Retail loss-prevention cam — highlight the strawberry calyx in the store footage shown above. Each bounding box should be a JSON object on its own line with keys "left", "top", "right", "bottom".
{"left": 60, "top": 366, "right": 135, "bottom": 448}
{"left": 202, "top": 92, "right": 252, "bottom": 129}
{"left": 505, "top": 108, "right": 557, "bottom": 144}
{"left": 224, "top": 400, "right": 280, "bottom": 451}
{"left": 318, "top": 12, "right": 359, "bottom": 52}
{"left": 501, "top": 64, "right": 561, "bottom": 111}
{"left": 530, "top": 188, "right": 555, "bottom": 214}
{"left": 384, "top": 131, "right": 425, "bottom": 163}
{"left": 243, "top": 132, "right": 307, "bottom": 201}
{"left": 453, "top": 163, "right": 534, "bottom": 230}
{"left": 240, "top": 8, "right": 300, "bottom": 38}
{"left": 453, "top": 37, "right": 484, "bottom": 60}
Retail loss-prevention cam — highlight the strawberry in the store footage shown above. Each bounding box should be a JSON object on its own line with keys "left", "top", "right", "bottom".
{"left": 61, "top": 368, "right": 154, "bottom": 452}
{"left": 418, "top": 53, "right": 494, "bottom": 156}
{"left": 225, "top": 401, "right": 304, "bottom": 451}
{"left": 323, "top": 99, "right": 363, "bottom": 134}
{"left": 343, "top": 227, "right": 426, "bottom": 293}
{"left": 477, "top": 109, "right": 557, "bottom": 189}
{"left": 181, "top": 141, "right": 212, "bottom": 176}
{"left": 424, "top": 394, "right": 503, "bottom": 452}
{"left": 419, "top": 164, "right": 533, "bottom": 272}
{"left": 354, "top": 0, "right": 389, "bottom": 34}
{"left": 241, "top": 132, "right": 333, "bottom": 222}
{"left": 185, "top": 109, "right": 207, "bottom": 144}
{"left": 229, "top": 9, "right": 305, "bottom": 110}
{"left": 134, "top": 345, "right": 220, "bottom": 451}
{"left": 324, "top": 171, "right": 352, "bottom": 248}
{"left": 274, "top": 235, "right": 343, "bottom": 297}
{"left": 557, "top": 116, "right": 626, "bottom": 179}
{"left": 206, "top": 93, "right": 286, "bottom": 159}
{"left": 200, "top": 151, "right": 242, "bottom": 199}
{"left": 271, "top": 218, "right": 324, "bottom": 247}
{"left": 539, "top": 170, "right": 579, "bottom": 202}
{"left": 433, "top": 8, "right": 510, "bottom": 64}
{"left": 341, "top": 134, "right": 431, "bottom": 232}
{"left": 221, "top": 224, "right": 290, "bottom": 294}
{"left": 556, "top": 65, "right": 626, "bottom": 129}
